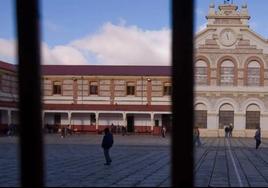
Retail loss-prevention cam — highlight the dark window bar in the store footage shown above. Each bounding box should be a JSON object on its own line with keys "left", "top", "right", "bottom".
{"left": 16, "top": 0, "right": 44, "bottom": 187}
{"left": 172, "top": 0, "right": 194, "bottom": 187}
{"left": 15, "top": 0, "right": 193, "bottom": 187}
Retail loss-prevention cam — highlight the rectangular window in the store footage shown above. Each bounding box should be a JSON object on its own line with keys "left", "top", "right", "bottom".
{"left": 194, "top": 110, "right": 207, "bottom": 128}
{"left": 164, "top": 86, "right": 172, "bottom": 96}
{"left": 195, "top": 67, "right": 207, "bottom": 85}
{"left": 220, "top": 67, "right": 234, "bottom": 86}
{"left": 246, "top": 111, "right": 260, "bottom": 129}
{"left": 53, "top": 81, "right": 62, "bottom": 95}
{"left": 247, "top": 68, "right": 260, "bottom": 86}
{"left": 126, "top": 82, "right": 135, "bottom": 95}
{"left": 127, "top": 86, "right": 135, "bottom": 95}
{"left": 89, "top": 81, "right": 98, "bottom": 95}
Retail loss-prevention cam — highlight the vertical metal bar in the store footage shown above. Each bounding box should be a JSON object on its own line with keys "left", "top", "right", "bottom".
{"left": 172, "top": 0, "right": 194, "bottom": 187}
{"left": 16, "top": 0, "right": 44, "bottom": 187}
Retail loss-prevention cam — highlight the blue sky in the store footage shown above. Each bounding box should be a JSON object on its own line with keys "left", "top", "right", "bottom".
{"left": 0, "top": 0, "right": 267, "bottom": 65}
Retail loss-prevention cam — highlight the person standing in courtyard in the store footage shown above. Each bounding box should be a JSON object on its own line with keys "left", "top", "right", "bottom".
{"left": 254, "top": 127, "right": 261, "bottom": 149}
{"left": 161, "top": 125, "right": 167, "bottom": 138}
{"left": 122, "top": 124, "right": 127, "bottom": 136}
{"left": 229, "top": 123, "right": 233, "bottom": 137}
{"left": 193, "top": 126, "right": 202, "bottom": 147}
{"left": 101, "top": 128, "right": 114, "bottom": 165}
{"left": 224, "top": 125, "right": 229, "bottom": 138}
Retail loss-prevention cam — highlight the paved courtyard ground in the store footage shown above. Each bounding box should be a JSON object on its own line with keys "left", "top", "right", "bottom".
{"left": 1, "top": 134, "right": 268, "bottom": 187}
{"left": 0, "top": 134, "right": 171, "bottom": 187}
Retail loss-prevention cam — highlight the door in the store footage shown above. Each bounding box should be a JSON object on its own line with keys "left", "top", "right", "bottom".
{"left": 54, "top": 114, "right": 61, "bottom": 133}
{"left": 219, "top": 111, "right": 234, "bottom": 129}
{"left": 127, "top": 115, "right": 134, "bottom": 133}
{"left": 162, "top": 114, "right": 172, "bottom": 132}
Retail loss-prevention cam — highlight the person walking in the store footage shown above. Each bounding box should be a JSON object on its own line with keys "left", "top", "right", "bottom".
{"left": 224, "top": 125, "right": 229, "bottom": 138}
{"left": 195, "top": 127, "right": 202, "bottom": 147}
{"left": 254, "top": 127, "right": 261, "bottom": 149}
{"left": 122, "top": 124, "right": 127, "bottom": 136}
{"left": 101, "top": 128, "right": 114, "bottom": 165}
{"left": 161, "top": 126, "right": 167, "bottom": 138}
{"left": 229, "top": 123, "right": 233, "bottom": 137}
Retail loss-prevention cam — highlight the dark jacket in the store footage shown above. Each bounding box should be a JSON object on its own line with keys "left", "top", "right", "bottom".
{"left": 102, "top": 132, "right": 114, "bottom": 149}
{"left": 255, "top": 129, "right": 261, "bottom": 141}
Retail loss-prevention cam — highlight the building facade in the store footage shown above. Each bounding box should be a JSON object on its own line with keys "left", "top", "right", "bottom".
{"left": 195, "top": 2, "right": 268, "bottom": 137}
{"left": 0, "top": 2, "right": 268, "bottom": 137}
{"left": 0, "top": 64, "right": 172, "bottom": 135}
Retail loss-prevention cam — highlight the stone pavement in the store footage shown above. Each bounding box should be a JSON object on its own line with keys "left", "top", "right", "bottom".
{"left": 1, "top": 135, "right": 268, "bottom": 187}
{"left": 0, "top": 134, "right": 171, "bottom": 187}
{"left": 195, "top": 137, "right": 268, "bottom": 187}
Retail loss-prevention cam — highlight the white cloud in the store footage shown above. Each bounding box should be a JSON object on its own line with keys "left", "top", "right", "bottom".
{"left": 42, "top": 43, "right": 88, "bottom": 65}
{"left": 0, "top": 22, "right": 171, "bottom": 65}
{"left": 72, "top": 22, "right": 171, "bottom": 65}
{"left": 0, "top": 39, "right": 16, "bottom": 63}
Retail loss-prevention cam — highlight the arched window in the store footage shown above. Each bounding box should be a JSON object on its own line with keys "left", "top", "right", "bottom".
{"left": 220, "top": 60, "right": 234, "bottom": 86}
{"left": 247, "top": 61, "right": 260, "bottom": 86}
{"left": 195, "top": 60, "right": 208, "bottom": 85}
{"left": 246, "top": 104, "right": 260, "bottom": 129}
{"left": 194, "top": 103, "right": 207, "bottom": 128}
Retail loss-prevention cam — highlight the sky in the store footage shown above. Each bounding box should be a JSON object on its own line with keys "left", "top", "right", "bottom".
{"left": 0, "top": 0, "right": 268, "bottom": 65}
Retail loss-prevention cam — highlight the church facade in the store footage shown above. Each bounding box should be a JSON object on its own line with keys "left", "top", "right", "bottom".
{"left": 0, "top": 2, "right": 268, "bottom": 137}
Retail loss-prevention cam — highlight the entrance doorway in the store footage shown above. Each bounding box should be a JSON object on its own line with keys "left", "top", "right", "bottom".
{"left": 53, "top": 114, "right": 61, "bottom": 133}
{"left": 162, "top": 114, "right": 172, "bottom": 132}
{"left": 127, "top": 115, "right": 134, "bottom": 133}
{"left": 219, "top": 104, "right": 234, "bottom": 129}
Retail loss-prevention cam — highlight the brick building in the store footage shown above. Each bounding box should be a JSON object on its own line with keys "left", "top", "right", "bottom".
{"left": 1, "top": 2, "right": 268, "bottom": 137}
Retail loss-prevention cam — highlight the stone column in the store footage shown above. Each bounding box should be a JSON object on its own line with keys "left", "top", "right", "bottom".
{"left": 42, "top": 111, "right": 45, "bottom": 128}
{"left": 147, "top": 79, "right": 152, "bottom": 105}
{"left": 96, "top": 113, "right": 99, "bottom": 130}
{"left": 7, "top": 110, "right": 11, "bottom": 126}
{"left": 150, "top": 113, "right": 154, "bottom": 131}
{"left": 68, "top": 112, "right": 71, "bottom": 126}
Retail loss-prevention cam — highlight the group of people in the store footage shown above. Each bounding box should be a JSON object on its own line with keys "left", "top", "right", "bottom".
{"left": 111, "top": 123, "right": 127, "bottom": 136}
{"left": 60, "top": 125, "right": 73, "bottom": 138}
{"left": 110, "top": 123, "right": 127, "bottom": 135}
{"left": 101, "top": 125, "right": 263, "bottom": 166}
{"left": 224, "top": 124, "right": 234, "bottom": 138}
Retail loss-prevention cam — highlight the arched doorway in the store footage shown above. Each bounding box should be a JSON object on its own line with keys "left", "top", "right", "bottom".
{"left": 246, "top": 104, "right": 260, "bottom": 129}
{"left": 194, "top": 103, "right": 207, "bottom": 128}
{"left": 219, "top": 103, "right": 234, "bottom": 129}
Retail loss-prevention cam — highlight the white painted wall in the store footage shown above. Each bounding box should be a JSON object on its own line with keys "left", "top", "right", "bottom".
{"left": 44, "top": 113, "right": 68, "bottom": 125}
{"left": 134, "top": 114, "right": 151, "bottom": 126}
{"left": 71, "top": 113, "right": 91, "bottom": 125}
{"left": 234, "top": 113, "right": 246, "bottom": 130}
{"left": 261, "top": 115, "right": 268, "bottom": 131}
{"left": 99, "top": 113, "right": 123, "bottom": 126}
{"left": 207, "top": 112, "right": 218, "bottom": 129}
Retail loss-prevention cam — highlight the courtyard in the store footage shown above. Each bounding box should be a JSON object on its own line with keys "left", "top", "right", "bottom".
{"left": 1, "top": 134, "right": 268, "bottom": 187}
